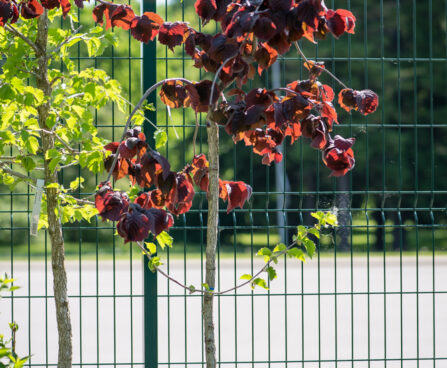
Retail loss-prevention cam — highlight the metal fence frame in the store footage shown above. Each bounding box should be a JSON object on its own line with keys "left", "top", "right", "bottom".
{"left": 0, "top": 0, "right": 446, "bottom": 367}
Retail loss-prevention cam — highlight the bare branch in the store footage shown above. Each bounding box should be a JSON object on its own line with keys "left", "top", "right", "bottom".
{"left": 0, "top": 162, "right": 37, "bottom": 184}
{"left": 4, "top": 24, "right": 40, "bottom": 54}
{"left": 209, "top": 56, "right": 235, "bottom": 110}
{"left": 39, "top": 129, "right": 76, "bottom": 154}
{"left": 51, "top": 25, "right": 83, "bottom": 54}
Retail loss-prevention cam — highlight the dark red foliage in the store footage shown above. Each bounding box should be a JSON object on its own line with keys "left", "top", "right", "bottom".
{"left": 130, "top": 12, "right": 163, "bottom": 43}
{"left": 208, "top": 34, "right": 239, "bottom": 63}
{"left": 0, "top": 0, "right": 18, "bottom": 26}
{"left": 338, "top": 88, "right": 379, "bottom": 115}
{"left": 147, "top": 150, "right": 171, "bottom": 180}
{"left": 158, "top": 22, "right": 189, "bottom": 51}
{"left": 104, "top": 155, "right": 129, "bottom": 181}
{"left": 95, "top": 182, "right": 129, "bottom": 222}
{"left": 104, "top": 141, "right": 119, "bottom": 153}
{"left": 40, "top": 0, "right": 58, "bottom": 10}
{"left": 117, "top": 203, "right": 173, "bottom": 242}
{"left": 166, "top": 172, "right": 195, "bottom": 216}
{"left": 325, "top": 9, "right": 355, "bottom": 38}
{"left": 118, "top": 134, "right": 147, "bottom": 159}
{"left": 159, "top": 80, "right": 188, "bottom": 108}
{"left": 194, "top": 0, "right": 217, "bottom": 24}
{"left": 59, "top": 0, "right": 70, "bottom": 18}
{"left": 185, "top": 80, "right": 220, "bottom": 113}
{"left": 219, "top": 180, "right": 252, "bottom": 213}
{"left": 301, "top": 114, "right": 328, "bottom": 149}
{"left": 254, "top": 42, "right": 278, "bottom": 75}
{"left": 253, "top": 16, "right": 278, "bottom": 41}
{"left": 242, "top": 128, "right": 284, "bottom": 166}
{"left": 267, "top": 32, "right": 291, "bottom": 55}
{"left": 134, "top": 190, "right": 165, "bottom": 209}
{"left": 322, "top": 135, "right": 355, "bottom": 176}
{"left": 188, "top": 154, "right": 209, "bottom": 192}
{"left": 304, "top": 60, "right": 325, "bottom": 81}
{"left": 224, "top": 6, "right": 254, "bottom": 39}
{"left": 271, "top": 95, "right": 310, "bottom": 127}
{"left": 131, "top": 150, "right": 169, "bottom": 188}
{"left": 20, "top": 0, "right": 43, "bottom": 19}
{"left": 93, "top": 3, "right": 135, "bottom": 30}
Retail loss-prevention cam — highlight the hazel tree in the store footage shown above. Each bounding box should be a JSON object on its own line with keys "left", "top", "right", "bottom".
{"left": 0, "top": 1, "right": 378, "bottom": 368}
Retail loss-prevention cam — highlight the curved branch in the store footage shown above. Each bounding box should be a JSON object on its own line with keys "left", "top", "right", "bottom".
{"left": 294, "top": 42, "right": 348, "bottom": 90}
{"left": 209, "top": 56, "right": 235, "bottom": 110}
{"left": 104, "top": 77, "right": 194, "bottom": 183}
{"left": 135, "top": 238, "right": 297, "bottom": 296}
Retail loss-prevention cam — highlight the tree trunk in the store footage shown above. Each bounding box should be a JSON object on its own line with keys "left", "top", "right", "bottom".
{"left": 203, "top": 121, "right": 219, "bottom": 368}
{"left": 36, "top": 11, "right": 73, "bottom": 368}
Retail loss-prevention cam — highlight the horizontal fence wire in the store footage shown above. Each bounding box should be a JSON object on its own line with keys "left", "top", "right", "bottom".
{"left": 0, "top": 0, "right": 446, "bottom": 368}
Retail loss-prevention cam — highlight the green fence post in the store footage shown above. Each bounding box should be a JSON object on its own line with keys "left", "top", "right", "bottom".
{"left": 142, "top": 0, "right": 157, "bottom": 366}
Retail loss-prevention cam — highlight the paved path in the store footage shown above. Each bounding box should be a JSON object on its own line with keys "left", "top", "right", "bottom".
{"left": 0, "top": 256, "right": 446, "bottom": 368}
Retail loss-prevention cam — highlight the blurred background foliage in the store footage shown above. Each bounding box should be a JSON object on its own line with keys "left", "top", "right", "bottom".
{"left": 1, "top": 0, "right": 446, "bottom": 258}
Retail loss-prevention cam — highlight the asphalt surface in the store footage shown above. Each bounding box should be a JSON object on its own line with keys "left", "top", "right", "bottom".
{"left": 0, "top": 255, "right": 446, "bottom": 368}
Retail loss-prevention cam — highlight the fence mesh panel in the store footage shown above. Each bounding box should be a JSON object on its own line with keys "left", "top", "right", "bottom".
{"left": 0, "top": 0, "right": 446, "bottom": 367}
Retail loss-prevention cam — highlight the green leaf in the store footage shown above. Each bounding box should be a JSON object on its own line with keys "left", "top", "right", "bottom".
{"left": 148, "top": 256, "right": 162, "bottom": 272}
{"left": 240, "top": 274, "right": 252, "bottom": 280}
{"left": 303, "top": 238, "right": 316, "bottom": 258}
{"left": 266, "top": 266, "right": 277, "bottom": 281}
{"left": 252, "top": 278, "right": 269, "bottom": 290}
{"left": 145, "top": 242, "right": 157, "bottom": 254}
{"left": 156, "top": 231, "right": 173, "bottom": 250}
{"left": 308, "top": 227, "right": 320, "bottom": 239}
{"left": 21, "top": 157, "right": 35, "bottom": 171}
{"left": 25, "top": 136, "right": 39, "bottom": 155}
{"left": 287, "top": 248, "right": 306, "bottom": 262}
{"left": 86, "top": 37, "right": 102, "bottom": 57}
{"left": 154, "top": 130, "right": 167, "bottom": 150}
{"left": 49, "top": 157, "right": 61, "bottom": 173}
{"left": 273, "top": 243, "right": 287, "bottom": 252}
{"left": 257, "top": 247, "right": 272, "bottom": 257}
{"left": 69, "top": 177, "right": 84, "bottom": 191}
{"left": 86, "top": 151, "right": 104, "bottom": 173}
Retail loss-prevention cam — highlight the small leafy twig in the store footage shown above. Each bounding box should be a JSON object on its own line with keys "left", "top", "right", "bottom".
{"left": 51, "top": 25, "right": 83, "bottom": 54}
{"left": 39, "top": 129, "right": 76, "bottom": 154}
{"left": 135, "top": 220, "right": 327, "bottom": 296}
{"left": 4, "top": 24, "right": 40, "bottom": 54}
{"left": 294, "top": 42, "right": 348, "bottom": 90}
{"left": 0, "top": 162, "right": 37, "bottom": 184}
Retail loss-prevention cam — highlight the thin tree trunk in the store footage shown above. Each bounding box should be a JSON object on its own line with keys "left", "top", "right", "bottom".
{"left": 36, "top": 11, "right": 73, "bottom": 368}
{"left": 203, "top": 121, "right": 219, "bottom": 368}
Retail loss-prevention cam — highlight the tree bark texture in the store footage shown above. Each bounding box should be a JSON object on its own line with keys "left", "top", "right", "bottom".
{"left": 36, "top": 11, "right": 73, "bottom": 368}
{"left": 203, "top": 121, "right": 219, "bottom": 368}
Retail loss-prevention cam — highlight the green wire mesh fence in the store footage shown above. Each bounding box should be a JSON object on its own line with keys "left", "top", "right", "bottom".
{"left": 1, "top": 0, "right": 447, "bottom": 367}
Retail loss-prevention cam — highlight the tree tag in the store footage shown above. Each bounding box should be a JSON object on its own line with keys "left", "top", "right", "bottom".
{"left": 30, "top": 179, "right": 45, "bottom": 236}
